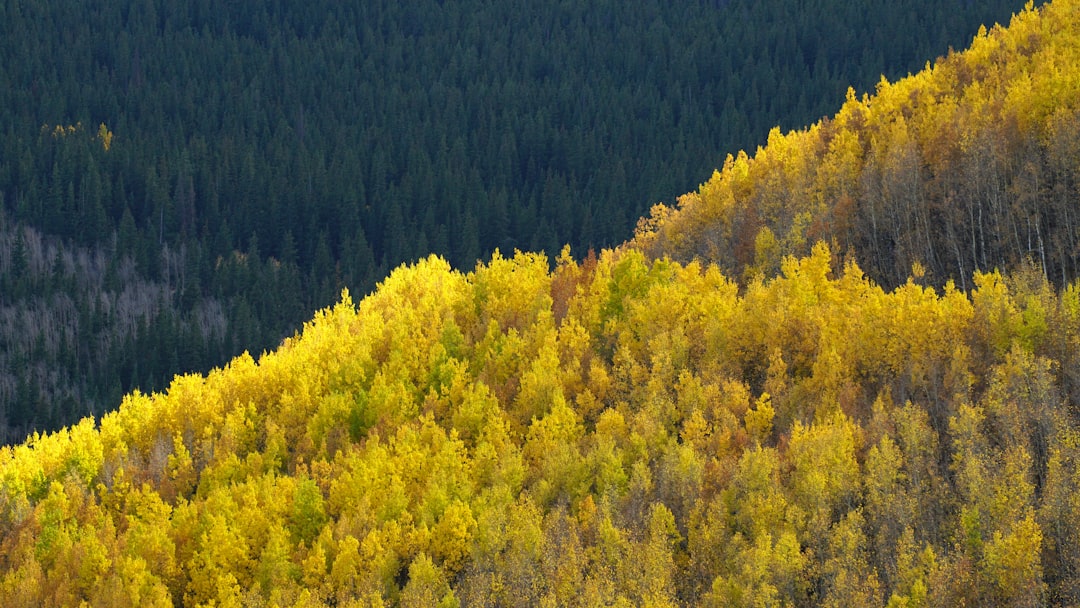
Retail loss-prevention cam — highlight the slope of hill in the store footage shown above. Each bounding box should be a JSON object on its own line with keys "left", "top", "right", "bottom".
{"left": 0, "top": 0, "right": 1034, "bottom": 441}
{"left": 2, "top": 245, "right": 1077, "bottom": 605}
{"left": 6, "top": 0, "right": 1080, "bottom": 606}
{"left": 634, "top": 0, "right": 1080, "bottom": 291}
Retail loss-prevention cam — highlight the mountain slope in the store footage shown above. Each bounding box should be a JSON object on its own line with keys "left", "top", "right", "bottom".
{"left": 634, "top": 0, "right": 1080, "bottom": 290}
{"left": 6, "top": 0, "right": 1080, "bottom": 606}
{"left": 2, "top": 244, "right": 1079, "bottom": 605}
{"left": 0, "top": 0, "right": 1033, "bottom": 442}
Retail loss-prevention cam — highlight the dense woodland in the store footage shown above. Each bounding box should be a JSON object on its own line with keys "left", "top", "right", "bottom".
{"left": 635, "top": 0, "right": 1080, "bottom": 292}
{"left": 0, "top": 0, "right": 1031, "bottom": 442}
{"left": 2, "top": 245, "right": 1079, "bottom": 606}
{"left": 6, "top": 1, "right": 1080, "bottom": 604}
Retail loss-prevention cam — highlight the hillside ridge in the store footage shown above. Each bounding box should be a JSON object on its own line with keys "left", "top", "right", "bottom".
{"left": 633, "top": 0, "right": 1080, "bottom": 291}
{"left": 4, "top": 0, "right": 1080, "bottom": 605}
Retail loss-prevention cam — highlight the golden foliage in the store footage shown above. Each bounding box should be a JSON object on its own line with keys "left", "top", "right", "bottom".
{"left": 8, "top": 2, "right": 1080, "bottom": 603}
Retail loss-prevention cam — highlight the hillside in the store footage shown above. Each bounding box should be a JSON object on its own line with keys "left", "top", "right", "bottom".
{"left": 0, "top": 0, "right": 1032, "bottom": 441}
{"left": 6, "top": 0, "right": 1080, "bottom": 606}
{"left": 2, "top": 245, "right": 1078, "bottom": 605}
{"left": 634, "top": 0, "right": 1080, "bottom": 291}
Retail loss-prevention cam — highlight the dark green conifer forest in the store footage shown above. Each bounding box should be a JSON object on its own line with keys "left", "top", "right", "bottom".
{"left": 0, "top": 0, "right": 1031, "bottom": 440}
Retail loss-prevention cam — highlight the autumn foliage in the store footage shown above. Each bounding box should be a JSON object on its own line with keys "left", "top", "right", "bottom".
{"left": 0, "top": 243, "right": 1077, "bottom": 606}
{"left": 635, "top": 0, "right": 1080, "bottom": 292}
{"left": 5, "top": 0, "right": 1080, "bottom": 605}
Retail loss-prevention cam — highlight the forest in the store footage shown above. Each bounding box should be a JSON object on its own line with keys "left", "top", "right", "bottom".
{"left": 635, "top": 0, "right": 1080, "bottom": 292}
{"left": 0, "top": 0, "right": 1031, "bottom": 442}
{"left": 5, "top": 0, "right": 1080, "bottom": 604}
{"left": 1, "top": 244, "right": 1077, "bottom": 606}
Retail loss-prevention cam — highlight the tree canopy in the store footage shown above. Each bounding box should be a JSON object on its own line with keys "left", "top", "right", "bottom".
{"left": 1, "top": 241, "right": 1079, "bottom": 605}
{"left": 8, "top": 0, "right": 1080, "bottom": 605}
{"left": 0, "top": 0, "right": 1032, "bottom": 442}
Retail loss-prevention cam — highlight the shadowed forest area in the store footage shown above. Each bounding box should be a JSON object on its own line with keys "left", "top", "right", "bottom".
{"left": 0, "top": 0, "right": 1031, "bottom": 442}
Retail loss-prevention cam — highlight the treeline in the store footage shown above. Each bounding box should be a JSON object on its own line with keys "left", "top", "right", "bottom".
{"left": 2, "top": 246, "right": 1079, "bottom": 605}
{"left": 0, "top": 0, "right": 1031, "bottom": 440}
{"left": 635, "top": 0, "right": 1079, "bottom": 293}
